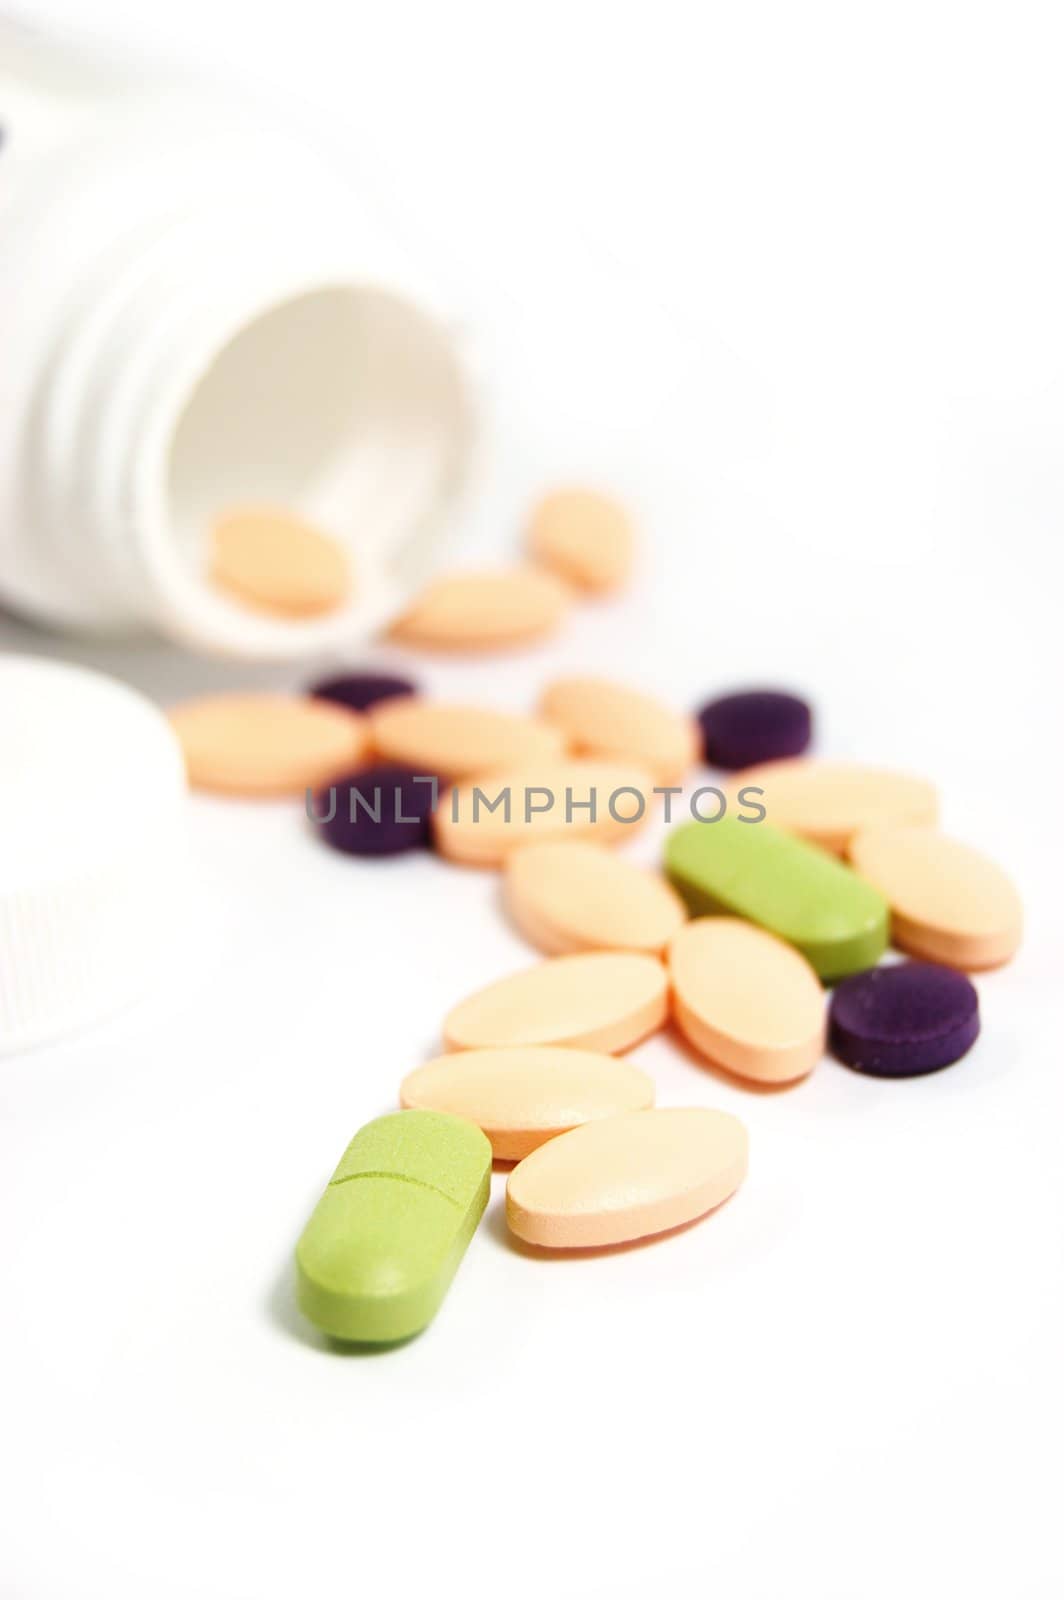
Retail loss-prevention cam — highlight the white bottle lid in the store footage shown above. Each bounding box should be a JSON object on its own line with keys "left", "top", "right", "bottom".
{"left": 0, "top": 655, "right": 187, "bottom": 1054}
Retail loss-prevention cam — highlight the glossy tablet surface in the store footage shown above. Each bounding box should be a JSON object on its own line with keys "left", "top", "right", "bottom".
{"left": 390, "top": 568, "right": 570, "bottom": 649}
{"left": 665, "top": 815, "right": 888, "bottom": 980}
{"left": 506, "top": 1108, "right": 749, "bottom": 1248}
{"left": 210, "top": 507, "right": 350, "bottom": 616}
{"left": 527, "top": 488, "right": 634, "bottom": 591}
{"left": 849, "top": 826, "right": 1022, "bottom": 969}
{"left": 369, "top": 699, "right": 567, "bottom": 780}
{"left": 735, "top": 759, "right": 937, "bottom": 853}
{"left": 168, "top": 694, "right": 367, "bottom": 796}
{"left": 668, "top": 917, "right": 825, "bottom": 1083}
{"left": 400, "top": 1046, "right": 654, "bottom": 1159}
{"left": 434, "top": 761, "right": 655, "bottom": 865}
{"left": 540, "top": 676, "right": 699, "bottom": 784}
{"left": 443, "top": 951, "right": 669, "bottom": 1053}
{"left": 505, "top": 840, "right": 687, "bottom": 955}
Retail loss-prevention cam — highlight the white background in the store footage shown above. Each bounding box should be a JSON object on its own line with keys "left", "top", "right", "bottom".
{"left": 2, "top": 3, "right": 1062, "bottom": 1597}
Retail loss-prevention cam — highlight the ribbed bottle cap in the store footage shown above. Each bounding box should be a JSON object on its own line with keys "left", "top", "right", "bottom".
{"left": 0, "top": 655, "right": 187, "bottom": 1054}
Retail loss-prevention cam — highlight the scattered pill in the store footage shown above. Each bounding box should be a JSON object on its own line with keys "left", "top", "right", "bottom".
{"left": 295, "top": 1110, "right": 491, "bottom": 1343}
{"left": 504, "top": 840, "right": 687, "bottom": 955}
{"left": 734, "top": 758, "right": 937, "bottom": 853}
{"left": 848, "top": 826, "right": 1022, "bottom": 970}
{"left": 308, "top": 670, "right": 417, "bottom": 713}
{"left": 697, "top": 688, "right": 812, "bottom": 770}
{"left": 505, "top": 1107, "right": 748, "bottom": 1248}
{"left": 209, "top": 506, "right": 350, "bottom": 618}
{"left": 539, "top": 676, "right": 699, "bottom": 784}
{"left": 390, "top": 567, "right": 571, "bottom": 650}
{"left": 433, "top": 759, "right": 655, "bottom": 866}
{"left": 168, "top": 693, "right": 368, "bottom": 797}
{"left": 312, "top": 762, "right": 436, "bottom": 856}
{"left": 443, "top": 951, "right": 668, "bottom": 1054}
{"left": 526, "top": 488, "right": 634, "bottom": 592}
{"left": 369, "top": 699, "right": 567, "bottom": 781}
{"left": 668, "top": 917, "right": 825, "bottom": 1084}
{"left": 829, "top": 961, "right": 980, "bottom": 1077}
{"left": 400, "top": 1046, "right": 655, "bottom": 1160}
{"left": 665, "top": 814, "right": 888, "bottom": 981}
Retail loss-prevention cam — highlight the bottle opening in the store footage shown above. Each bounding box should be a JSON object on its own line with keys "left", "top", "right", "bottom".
{"left": 153, "top": 283, "right": 471, "bottom": 657}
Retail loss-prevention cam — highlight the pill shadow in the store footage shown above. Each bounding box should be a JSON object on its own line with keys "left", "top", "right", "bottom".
{"left": 822, "top": 1036, "right": 998, "bottom": 1087}
{"left": 482, "top": 1190, "right": 740, "bottom": 1261}
{"left": 264, "top": 1249, "right": 420, "bottom": 1356}
{"left": 301, "top": 813, "right": 441, "bottom": 862}
{"left": 663, "top": 1020, "right": 809, "bottom": 1094}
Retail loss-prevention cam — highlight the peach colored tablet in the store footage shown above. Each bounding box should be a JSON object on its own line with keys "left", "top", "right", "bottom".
{"left": 505, "top": 840, "right": 687, "bottom": 955}
{"left": 168, "top": 693, "right": 367, "bottom": 796}
{"left": 209, "top": 507, "right": 350, "bottom": 617}
{"left": 539, "top": 676, "right": 698, "bottom": 784}
{"left": 734, "top": 758, "right": 937, "bottom": 852}
{"left": 848, "top": 826, "right": 1023, "bottom": 969}
{"left": 443, "top": 951, "right": 668, "bottom": 1054}
{"left": 400, "top": 1046, "right": 655, "bottom": 1160}
{"left": 526, "top": 488, "right": 634, "bottom": 592}
{"left": 389, "top": 567, "right": 570, "bottom": 650}
{"left": 668, "top": 917, "right": 826, "bottom": 1084}
{"left": 433, "top": 760, "right": 655, "bottom": 866}
{"left": 368, "top": 700, "right": 567, "bottom": 781}
{"left": 506, "top": 1107, "right": 749, "bottom": 1248}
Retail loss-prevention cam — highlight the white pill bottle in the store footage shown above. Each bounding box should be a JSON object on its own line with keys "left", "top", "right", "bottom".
{"left": 0, "top": 16, "right": 473, "bottom": 658}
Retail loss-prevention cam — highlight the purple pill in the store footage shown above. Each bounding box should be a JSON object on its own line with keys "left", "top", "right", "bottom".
{"left": 697, "top": 689, "right": 812, "bottom": 770}
{"left": 308, "top": 671, "right": 417, "bottom": 714}
{"left": 312, "top": 763, "right": 436, "bottom": 856}
{"left": 829, "top": 961, "right": 980, "bottom": 1077}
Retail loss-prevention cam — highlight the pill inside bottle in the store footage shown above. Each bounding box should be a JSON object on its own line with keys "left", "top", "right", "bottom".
{"left": 209, "top": 507, "right": 351, "bottom": 618}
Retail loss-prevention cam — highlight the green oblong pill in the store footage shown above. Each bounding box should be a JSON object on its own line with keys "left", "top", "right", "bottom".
{"left": 296, "top": 1109, "right": 491, "bottom": 1343}
{"left": 665, "top": 815, "right": 888, "bottom": 981}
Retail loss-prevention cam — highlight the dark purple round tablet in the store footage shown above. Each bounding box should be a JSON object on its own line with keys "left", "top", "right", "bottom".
{"left": 308, "top": 671, "right": 417, "bottom": 714}
{"left": 312, "top": 763, "right": 436, "bottom": 856}
{"left": 829, "top": 961, "right": 980, "bottom": 1077}
{"left": 697, "top": 688, "right": 812, "bottom": 770}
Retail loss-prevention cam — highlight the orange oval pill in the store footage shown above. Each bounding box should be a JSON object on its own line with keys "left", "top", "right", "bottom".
{"left": 735, "top": 759, "right": 937, "bottom": 853}
{"left": 390, "top": 567, "right": 571, "bottom": 650}
{"left": 399, "top": 1046, "right": 655, "bottom": 1160}
{"left": 668, "top": 917, "right": 826, "bottom": 1084}
{"left": 539, "top": 676, "right": 698, "bottom": 784}
{"left": 368, "top": 700, "right": 567, "bottom": 781}
{"left": 433, "top": 760, "right": 655, "bottom": 867}
{"left": 505, "top": 840, "right": 686, "bottom": 955}
{"left": 443, "top": 951, "right": 668, "bottom": 1054}
{"left": 526, "top": 488, "right": 634, "bottom": 592}
{"left": 848, "top": 826, "right": 1023, "bottom": 970}
{"left": 209, "top": 507, "right": 351, "bottom": 618}
{"left": 168, "top": 693, "right": 367, "bottom": 796}
{"left": 506, "top": 1107, "right": 749, "bottom": 1248}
